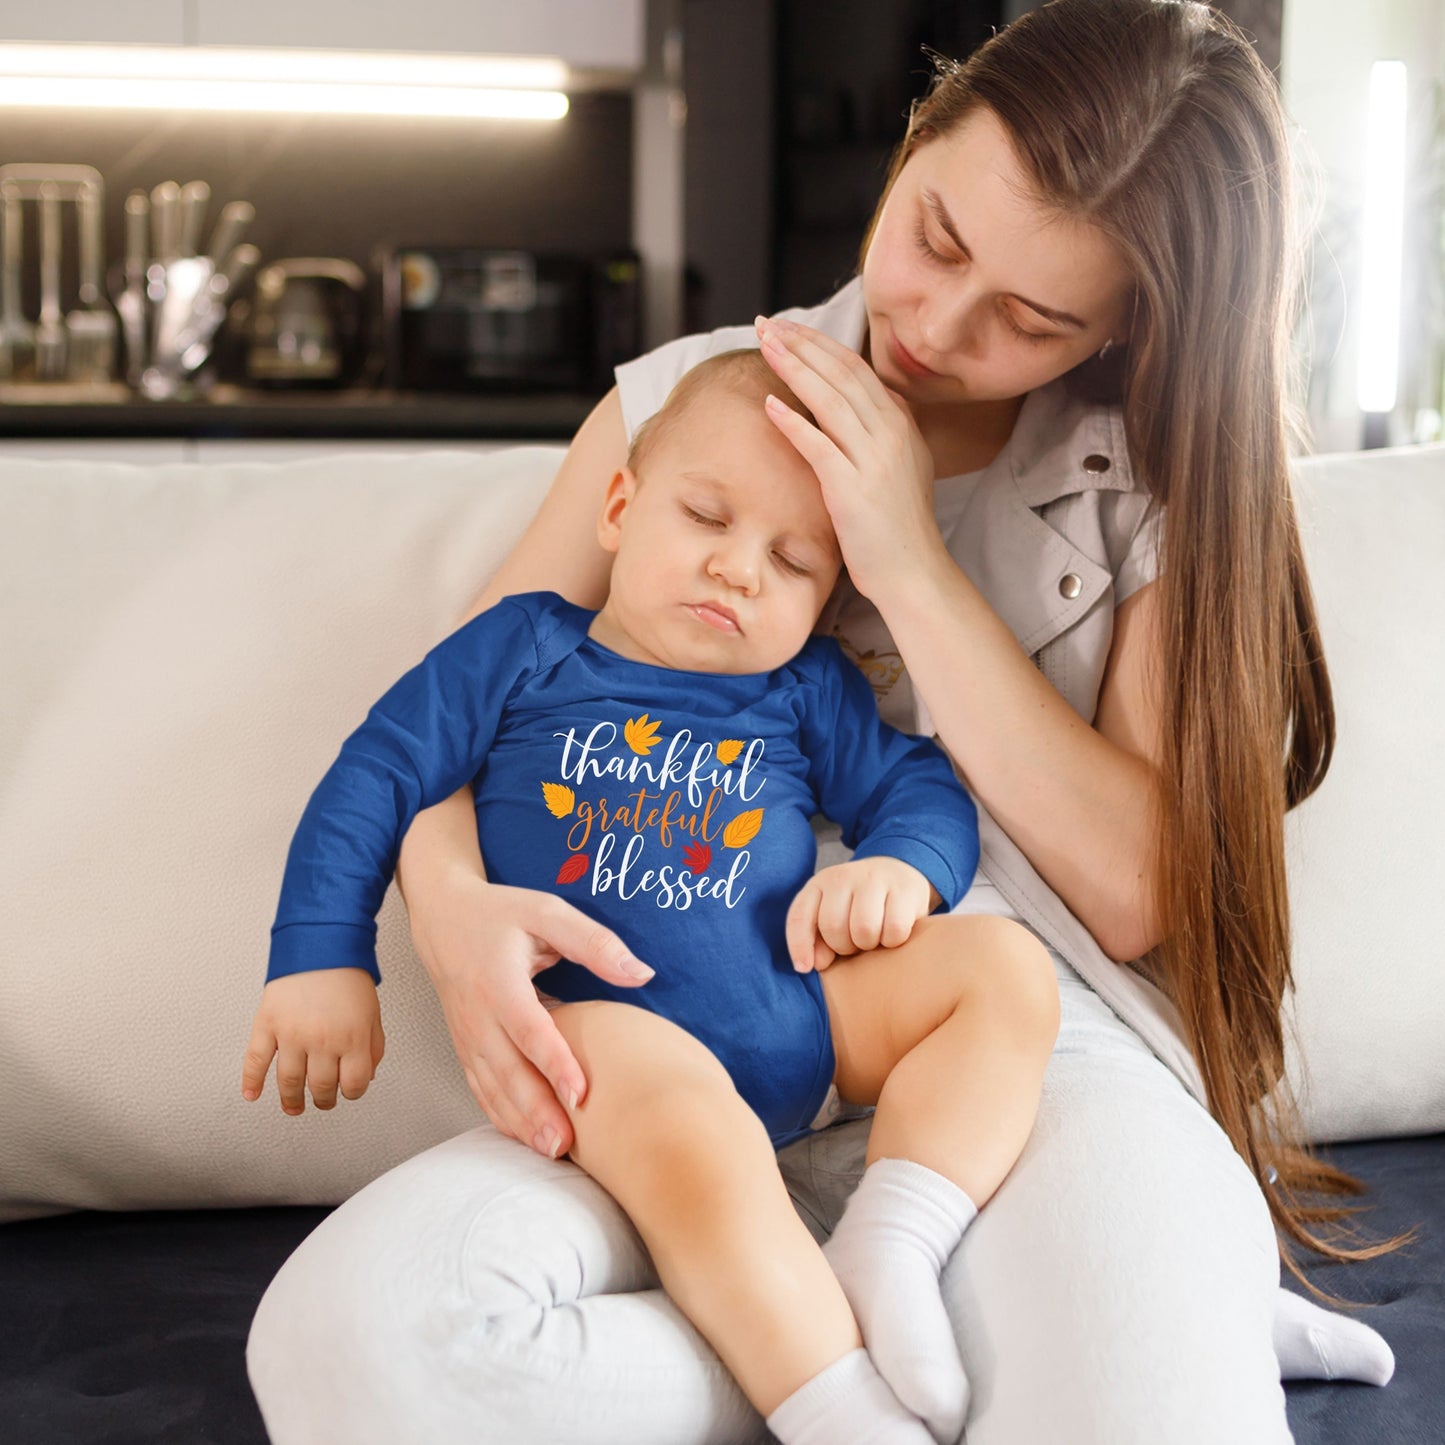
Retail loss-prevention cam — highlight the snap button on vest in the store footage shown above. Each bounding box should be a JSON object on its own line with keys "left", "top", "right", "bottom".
{"left": 1082, "top": 453, "right": 1111, "bottom": 473}
{"left": 1059, "top": 573, "right": 1083, "bottom": 599}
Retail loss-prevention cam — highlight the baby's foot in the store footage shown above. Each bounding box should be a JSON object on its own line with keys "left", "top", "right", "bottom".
{"left": 766, "top": 1348, "right": 936, "bottom": 1445}
{"left": 823, "top": 1159, "right": 977, "bottom": 1443}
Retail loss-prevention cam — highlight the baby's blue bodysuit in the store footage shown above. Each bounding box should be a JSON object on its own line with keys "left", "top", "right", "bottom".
{"left": 269, "top": 591, "right": 979, "bottom": 1146}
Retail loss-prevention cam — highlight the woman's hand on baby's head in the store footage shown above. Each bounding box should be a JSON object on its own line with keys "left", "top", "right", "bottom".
{"left": 786, "top": 857, "right": 937, "bottom": 973}
{"left": 754, "top": 315, "right": 938, "bottom": 602}
{"left": 241, "top": 968, "right": 385, "bottom": 1115}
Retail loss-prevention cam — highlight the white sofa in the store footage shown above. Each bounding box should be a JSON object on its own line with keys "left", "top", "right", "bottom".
{"left": 0, "top": 440, "right": 1441, "bottom": 1444}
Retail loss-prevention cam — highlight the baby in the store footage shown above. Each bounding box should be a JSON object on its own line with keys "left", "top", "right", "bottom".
{"left": 243, "top": 349, "right": 1060, "bottom": 1445}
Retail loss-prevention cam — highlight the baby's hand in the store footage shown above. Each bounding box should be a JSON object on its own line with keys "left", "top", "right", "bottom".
{"left": 241, "top": 969, "right": 385, "bottom": 1115}
{"left": 786, "top": 857, "right": 939, "bottom": 973}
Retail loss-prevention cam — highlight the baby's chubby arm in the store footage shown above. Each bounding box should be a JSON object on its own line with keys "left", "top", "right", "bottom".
{"left": 792, "top": 636, "right": 980, "bottom": 972}
{"left": 244, "top": 597, "right": 539, "bottom": 1113}
{"left": 242, "top": 968, "right": 384, "bottom": 1114}
{"left": 785, "top": 855, "right": 942, "bottom": 973}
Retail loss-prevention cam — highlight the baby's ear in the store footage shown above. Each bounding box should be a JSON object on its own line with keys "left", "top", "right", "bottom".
{"left": 597, "top": 466, "right": 639, "bottom": 553}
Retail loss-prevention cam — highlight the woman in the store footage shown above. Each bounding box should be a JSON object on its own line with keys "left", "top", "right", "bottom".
{"left": 247, "top": 2, "right": 1403, "bottom": 1440}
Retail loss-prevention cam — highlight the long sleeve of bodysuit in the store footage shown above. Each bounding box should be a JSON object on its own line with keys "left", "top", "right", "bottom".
{"left": 798, "top": 637, "right": 979, "bottom": 910}
{"left": 266, "top": 598, "right": 539, "bottom": 984}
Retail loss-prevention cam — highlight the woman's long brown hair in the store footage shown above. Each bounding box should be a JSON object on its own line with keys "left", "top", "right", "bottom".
{"left": 860, "top": 0, "right": 1412, "bottom": 1295}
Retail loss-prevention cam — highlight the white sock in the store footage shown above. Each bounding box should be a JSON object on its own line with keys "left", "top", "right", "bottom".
{"left": 822, "top": 1158, "right": 977, "bottom": 1444}
{"left": 1273, "top": 1288, "right": 1395, "bottom": 1385}
{"left": 766, "top": 1347, "right": 935, "bottom": 1444}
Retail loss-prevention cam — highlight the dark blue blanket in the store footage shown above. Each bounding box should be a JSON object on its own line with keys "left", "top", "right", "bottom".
{"left": 2, "top": 1135, "right": 1440, "bottom": 1444}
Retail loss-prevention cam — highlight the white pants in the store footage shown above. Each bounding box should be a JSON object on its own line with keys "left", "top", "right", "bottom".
{"left": 247, "top": 947, "right": 1293, "bottom": 1444}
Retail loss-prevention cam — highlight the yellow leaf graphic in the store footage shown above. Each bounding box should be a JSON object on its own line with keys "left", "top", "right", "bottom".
{"left": 541, "top": 782, "right": 575, "bottom": 818}
{"left": 716, "top": 739, "right": 743, "bottom": 765}
{"left": 722, "top": 808, "right": 764, "bottom": 849}
{"left": 624, "top": 714, "right": 663, "bottom": 755}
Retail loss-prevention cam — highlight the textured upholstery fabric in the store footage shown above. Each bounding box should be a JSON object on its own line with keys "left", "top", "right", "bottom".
{"left": 1281, "top": 447, "right": 1445, "bottom": 1141}
{"left": 0, "top": 448, "right": 563, "bottom": 1221}
{"left": 0, "top": 443, "right": 1441, "bottom": 1221}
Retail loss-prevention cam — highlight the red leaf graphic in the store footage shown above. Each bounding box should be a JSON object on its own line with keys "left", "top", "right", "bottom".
{"left": 682, "top": 842, "right": 711, "bottom": 873}
{"left": 556, "top": 853, "right": 589, "bottom": 885}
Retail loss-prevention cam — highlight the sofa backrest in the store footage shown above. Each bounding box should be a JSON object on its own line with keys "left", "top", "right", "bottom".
{"left": 1281, "top": 445, "right": 1445, "bottom": 1142}
{"left": 0, "top": 441, "right": 1440, "bottom": 1221}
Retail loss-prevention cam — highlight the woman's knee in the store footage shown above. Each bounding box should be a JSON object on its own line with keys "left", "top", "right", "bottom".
{"left": 947, "top": 1054, "right": 1287, "bottom": 1443}
{"left": 248, "top": 1125, "right": 662, "bottom": 1444}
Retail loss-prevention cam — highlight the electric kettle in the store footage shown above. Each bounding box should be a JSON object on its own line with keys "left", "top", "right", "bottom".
{"left": 243, "top": 258, "right": 367, "bottom": 387}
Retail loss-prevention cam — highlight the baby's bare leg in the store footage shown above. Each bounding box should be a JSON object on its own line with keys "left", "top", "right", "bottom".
{"left": 817, "top": 913, "right": 1060, "bottom": 1440}
{"left": 821, "top": 912, "right": 1061, "bottom": 1204}
{"left": 549, "top": 999, "right": 861, "bottom": 1418}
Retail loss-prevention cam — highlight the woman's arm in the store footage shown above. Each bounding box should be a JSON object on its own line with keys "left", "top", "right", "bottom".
{"left": 878, "top": 563, "right": 1165, "bottom": 963}
{"left": 754, "top": 317, "right": 1165, "bottom": 963}
{"left": 392, "top": 386, "right": 642, "bottom": 1156}
{"left": 459, "top": 386, "right": 626, "bottom": 622}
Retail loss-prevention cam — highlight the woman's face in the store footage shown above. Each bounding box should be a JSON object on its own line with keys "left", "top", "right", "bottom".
{"left": 861, "top": 106, "right": 1135, "bottom": 406}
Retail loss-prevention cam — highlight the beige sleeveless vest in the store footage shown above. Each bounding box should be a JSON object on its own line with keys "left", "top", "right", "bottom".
{"left": 819, "top": 373, "right": 1203, "bottom": 1106}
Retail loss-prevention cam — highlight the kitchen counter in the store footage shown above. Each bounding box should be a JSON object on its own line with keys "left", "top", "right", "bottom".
{"left": 0, "top": 383, "right": 599, "bottom": 441}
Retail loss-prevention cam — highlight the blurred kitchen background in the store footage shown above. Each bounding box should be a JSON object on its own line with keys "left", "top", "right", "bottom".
{"left": 0, "top": 0, "right": 1439, "bottom": 459}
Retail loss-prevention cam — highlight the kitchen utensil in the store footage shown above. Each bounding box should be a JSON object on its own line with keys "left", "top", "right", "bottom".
{"left": 142, "top": 239, "right": 262, "bottom": 398}
{"left": 177, "top": 181, "right": 210, "bottom": 258}
{"left": 0, "top": 163, "right": 102, "bottom": 197}
{"left": 64, "top": 180, "right": 117, "bottom": 383}
{"left": 205, "top": 201, "right": 254, "bottom": 267}
{"left": 0, "top": 164, "right": 108, "bottom": 384}
{"left": 0, "top": 183, "right": 34, "bottom": 380}
{"left": 178, "top": 243, "right": 260, "bottom": 374}
{"left": 150, "top": 181, "right": 180, "bottom": 265}
{"left": 143, "top": 256, "right": 216, "bottom": 397}
{"left": 220, "top": 243, "right": 261, "bottom": 290}
{"left": 114, "top": 190, "right": 149, "bottom": 388}
{"left": 34, "top": 183, "right": 66, "bottom": 381}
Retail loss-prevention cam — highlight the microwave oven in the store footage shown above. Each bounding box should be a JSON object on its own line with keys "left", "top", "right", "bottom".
{"left": 379, "top": 247, "right": 641, "bottom": 393}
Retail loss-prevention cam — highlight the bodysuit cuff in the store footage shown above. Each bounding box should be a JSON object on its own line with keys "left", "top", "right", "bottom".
{"left": 267, "top": 921, "right": 382, "bottom": 985}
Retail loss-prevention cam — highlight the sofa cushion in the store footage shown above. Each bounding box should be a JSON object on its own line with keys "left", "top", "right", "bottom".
{"left": 0, "top": 441, "right": 1441, "bottom": 1220}
{"left": 1282, "top": 445, "right": 1445, "bottom": 1142}
{"left": 0, "top": 448, "right": 564, "bottom": 1222}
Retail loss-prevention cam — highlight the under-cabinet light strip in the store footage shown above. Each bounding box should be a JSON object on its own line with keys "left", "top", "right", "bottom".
{"left": 0, "top": 43, "right": 569, "bottom": 119}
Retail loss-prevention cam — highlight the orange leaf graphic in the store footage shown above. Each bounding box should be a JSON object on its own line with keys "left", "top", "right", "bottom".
{"left": 715, "top": 739, "right": 743, "bottom": 765}
{"left": 541, "top": 782, "right": 575, "bottom": 818}
{"left": 682, "top": 842, "right": 711, "bottom": 873}
{"left": 624, "top": 714, "right": 663, "bottom": 755}
{"left": 722, "top": 808, "right": 764, "bottom": 849}
{"left": 556, "top": 853, "right": 589, "bottom": 885}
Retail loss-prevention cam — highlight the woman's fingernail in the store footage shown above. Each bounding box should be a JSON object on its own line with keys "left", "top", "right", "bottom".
{"left": 754, "top": 313, "right": 769, "bottom": 330}
{"left": 536, "top": 1126, "right": 562, "bottom": 1158}
{"left": 622, "top": 957, "right": 655, "bottom": 982}
{"left": 562, "top": 1081, "right": 579, "bottom": 1111}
